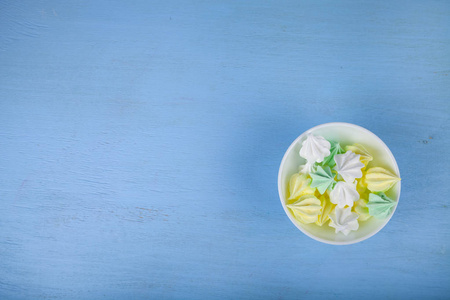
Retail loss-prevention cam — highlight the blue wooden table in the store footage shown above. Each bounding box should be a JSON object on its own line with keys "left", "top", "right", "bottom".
{"left": 1, "top": 1, "right": 449, "bottom": 299}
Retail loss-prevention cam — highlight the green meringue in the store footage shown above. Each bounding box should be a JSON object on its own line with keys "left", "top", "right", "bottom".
{"left": 310, "top": 166, "right": 336, "bottom": 194}
{"left": 367, "top": 192, "right": 396, "bottom": 219}
{"left": 321, "top": 141, "right": 345, "bottom": 167}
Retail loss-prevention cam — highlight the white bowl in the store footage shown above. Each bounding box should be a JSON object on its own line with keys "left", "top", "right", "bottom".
{"left": 278, "top": 122, "right": 401, "bottom": 245}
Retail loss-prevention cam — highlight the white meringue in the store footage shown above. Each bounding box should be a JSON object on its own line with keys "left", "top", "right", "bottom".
{"left": 334, "top": 151, "right": 364, "bottom": 183}
{"left": 329, "top": 206, "right": 359, "bottom": 235}
{"left": 329, "top": 181, "right": 359, "bottom": 208}
{"left": 345, "top": 143, "right": 373, "bottom": 168}
{"left": 298, "top": 161, "right": 315, "bottom": 174}
{"left": 299, "top": 134, "right": 331, "bottom": 163}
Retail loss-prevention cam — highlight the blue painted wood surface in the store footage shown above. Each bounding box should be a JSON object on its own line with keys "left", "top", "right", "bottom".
{"left": 1, "top": 1, "right": 449, "bottom": 299}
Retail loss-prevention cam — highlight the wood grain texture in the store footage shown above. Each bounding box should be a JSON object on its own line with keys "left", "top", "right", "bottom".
{"left": 0, "top": 0, "right": 449, "bottom": 299}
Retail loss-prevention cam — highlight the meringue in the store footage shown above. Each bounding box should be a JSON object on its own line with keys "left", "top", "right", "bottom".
{"left": 367, "top": 192, "right": 396, "bottom": 219}
{"left": 356, "top": 178, "right": 369, "bottom": 198}
{"left": 316, "top": 195, "right": 335, "bottom": 226}
{"left": 310, "top": 165, "right": 336, "bottom": 194}
{"left": 329, "top": 181, "right": 359, "bottom": 208}
{"left": 288, "top": 173, "right": 316, "bottom": 200}
{"left": 354, "top": 198, "right": 371, "bottom": 221}
{"left": 363, "top": 167, "right": 401, "bottom": 192}
{"left": 345, "top": 143, "right": 373, "bottom": 168}
{"left": 299, "top": 134, "right": 331, "bottom": 163}
{"left": 299, "top": 161, "right": 315, "bottom": 174}
{"left": 287, "top": 195, "right": 322, "bottom": 224}
{"left": 334, "top": 151, "right": 364, "bottom": 183}
{"left": 329, "top": 206, "right": 359, "bottom": 235}
{"left": 321, "top": 141, "right": 345, "bottom": 167}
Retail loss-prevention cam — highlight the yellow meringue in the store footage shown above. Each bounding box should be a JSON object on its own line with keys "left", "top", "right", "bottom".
{"left": 354, "top": 198, "right": 371, "bottom": 221}
{"left": 345, "top": 143, "right": 373, "bottom": 168}
{"left": 316, "top": 195, "right": 336, "bottom": 226}
{"left": 288, "top": 173, "right": 316, "bottom": 200}
{"left": 363, "top": 167, "right": 401, "bottom": 192}
{"left": 356, "top": 178, "right": 369, "bottom": 198}
{"left": 287, "top": 195, "right": 322, "bottom": 224}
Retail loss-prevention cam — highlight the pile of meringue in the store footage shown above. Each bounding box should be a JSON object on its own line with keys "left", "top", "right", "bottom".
{"left": 286, "top": 134, "right": 401, "bottom": 235}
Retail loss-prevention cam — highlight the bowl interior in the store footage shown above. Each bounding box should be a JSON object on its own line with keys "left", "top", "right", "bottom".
{"left": 278, "top": 123, "right": 401, "bottom": 245}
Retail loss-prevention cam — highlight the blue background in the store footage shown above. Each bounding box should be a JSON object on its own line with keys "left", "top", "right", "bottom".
{"left": 1, "top": 1, "right": 449, "bottom": 299}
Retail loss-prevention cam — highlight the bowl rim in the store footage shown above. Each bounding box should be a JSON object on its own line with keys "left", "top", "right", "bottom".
{"left": 277, "top": 122, "right": 401, "bottom": 245}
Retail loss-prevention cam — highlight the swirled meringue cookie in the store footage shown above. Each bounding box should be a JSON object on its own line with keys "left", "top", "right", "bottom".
{"left": 329, "top": 206, "right": 359, "bottom": 235}
{"left": 367, "top": 192, "right": 396, "bottom": 219}
{"left": 287, "top": 195, "right": 322, "bottom": 224}
{"left": 345, "top": 143, "right": 373, "bottom": 168}
{"left": 299, "top": 134, "right": 331, "bottom": 163}
{"left": 329, "top": 181, "right": 359, "bottom": 208}
{"left": 288, "top": 173, "right": 316, "bottom": 200}
{"left": 310, "top": 165, "right": 336, "bottom": 194}
{"left": 316, "top": 195, "right": 335, "bottom": 226}
{"left": 321, "top": 141, "right": 345, "bottom": 167}
{"left": 363, "top": 167, "right": 400, "bottom": 192}
{"left": 298, "top": 161, "right": 315, "bottom": 175}
{"left": 356, "top": 178, "right": 369, "bottom": 198}
{"left": 334, "top": 151, "right": 364, "bottom": 183}
{"left": 354, "top": 198, "right": 371, "bottom": 221}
